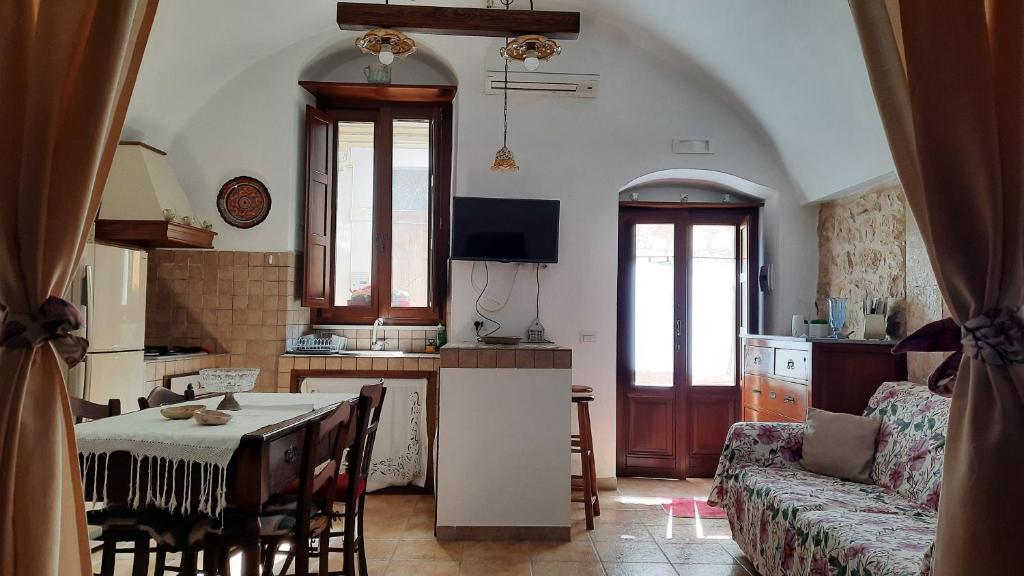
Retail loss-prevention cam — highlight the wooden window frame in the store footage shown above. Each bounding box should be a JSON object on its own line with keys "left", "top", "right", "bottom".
{"left": 301, "top": 83, "right": 454, "bottom": 326}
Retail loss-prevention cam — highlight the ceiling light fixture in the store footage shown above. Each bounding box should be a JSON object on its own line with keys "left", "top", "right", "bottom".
{"left": 490, "top": 56, "right": 519, "bottom": 172}
{"left": 502, "top": 34, "right": 561, "bottom": 71}
{"left": 499, "top": 1, "right": 561, "bottom": 71}
{"left": 356, "top": 27, "right": 416, "bottom": 65}
{"left": 491, "top": 1, "right": 519, "bottom": 172}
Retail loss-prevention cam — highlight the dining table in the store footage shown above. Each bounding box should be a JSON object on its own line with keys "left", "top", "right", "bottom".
{"left": 75, "top": 391, "right": 358, "bottom": 575}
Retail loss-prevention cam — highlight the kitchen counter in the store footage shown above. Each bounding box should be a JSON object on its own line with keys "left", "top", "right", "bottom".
{"left": 436, "top": 342, "right": 572, "bottom": 541}
{"left": 282, "top": 351, "right": 440, "bottom": 359}
{"left": 276, "top": 353, "right": 440, "bottom": 392}
{"left": 144, "top": 352, "right": 211, "bottom": 363}
{"left": 743, "top": 334, "right": 898, "bottom": 346}
{"left": 441, "top": 341, "right": 572, "bottom": 369}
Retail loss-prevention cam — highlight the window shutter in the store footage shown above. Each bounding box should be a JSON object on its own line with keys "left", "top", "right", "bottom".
{"left": 302, "top": 105, "right": 335, "bottom": 308}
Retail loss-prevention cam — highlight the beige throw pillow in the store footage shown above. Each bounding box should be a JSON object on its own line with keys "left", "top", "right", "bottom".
{"left": 801, "top": 408, "right": 881, "bottom": 484}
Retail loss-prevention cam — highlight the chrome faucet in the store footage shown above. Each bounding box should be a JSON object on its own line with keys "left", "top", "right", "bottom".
{"left": 371, "top": 318, "right": 386, "bottom": 351}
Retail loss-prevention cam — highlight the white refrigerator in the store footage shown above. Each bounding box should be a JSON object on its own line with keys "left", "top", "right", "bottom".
{"left": 67, "top": 243, "right": 148, "bottom": 411}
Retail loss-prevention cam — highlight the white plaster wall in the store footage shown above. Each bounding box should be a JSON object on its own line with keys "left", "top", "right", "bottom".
{"left": 123, "top": 16, "right": 817, "bottom": 479}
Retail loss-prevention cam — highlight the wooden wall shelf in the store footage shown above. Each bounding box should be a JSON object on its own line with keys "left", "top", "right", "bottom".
{"left": 337, "top": 2, "right": 580, "bottom": 39}
{"left": 95, "top": 220, "right": 216, "bottom": 249}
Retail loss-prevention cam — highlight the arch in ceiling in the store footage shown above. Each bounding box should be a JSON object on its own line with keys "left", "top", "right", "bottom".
{"left": 299, "top": 37, "right": 460, "bottom": 85}
{"left": 618, "top": 168, "right": 777, "bottom": 200}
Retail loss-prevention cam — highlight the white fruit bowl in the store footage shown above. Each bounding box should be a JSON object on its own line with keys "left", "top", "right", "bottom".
{"left": 199, "top": 368, "right": 260, "bottom": 411}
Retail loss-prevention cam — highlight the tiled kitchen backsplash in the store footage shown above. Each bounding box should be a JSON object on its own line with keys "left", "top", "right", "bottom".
{"left": 146, "top": 250, "right": 310, "bottom": 391}
{"left": 289, "top": 327, "right": 440, "bottom": 354}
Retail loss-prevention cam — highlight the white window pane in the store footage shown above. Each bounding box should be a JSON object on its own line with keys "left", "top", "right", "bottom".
{"left": 335, "top": 121, "right": 375, "bottom": 307}
{"left": 391, "top": 119, "right": 431, "bottom": 308}
{"left": 691, "top": 225, "right": 737, "bottom": 387}
{"left": 634, "top": 224, "right": 674, "bottom": 388}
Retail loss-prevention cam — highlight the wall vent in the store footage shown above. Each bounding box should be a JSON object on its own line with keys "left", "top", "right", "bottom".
{"left": 672, "top": 139, "right": 714, "bottom": 154}
{"left": 485, "top": 71, "right": 599, "bottom": 98}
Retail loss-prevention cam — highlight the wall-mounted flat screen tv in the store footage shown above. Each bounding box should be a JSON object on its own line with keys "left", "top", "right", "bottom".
{"left": 450, "top": 197, "right": 560, "bottom": 263}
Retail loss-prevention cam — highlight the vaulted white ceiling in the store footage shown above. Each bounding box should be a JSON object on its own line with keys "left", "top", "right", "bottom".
{"left": 126, "top": 0, "right": 895, "bottom": 202}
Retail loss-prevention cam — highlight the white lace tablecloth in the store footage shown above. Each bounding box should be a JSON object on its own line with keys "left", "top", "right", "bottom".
{"left": 75, "top": 392, "right": 356, "bottom": 517}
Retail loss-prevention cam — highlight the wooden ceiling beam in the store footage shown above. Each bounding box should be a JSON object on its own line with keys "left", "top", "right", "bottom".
{"left": 337, "top": 2, "right": 580, "bottom": 40}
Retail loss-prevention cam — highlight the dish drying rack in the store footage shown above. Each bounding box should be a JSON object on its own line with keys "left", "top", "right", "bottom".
{"left": 292, "top": 333, "right": 347, "bottom": 355}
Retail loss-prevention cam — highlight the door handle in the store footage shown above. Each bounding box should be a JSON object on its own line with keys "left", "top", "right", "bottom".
{"left": 769, "top": 391, "right": 777, "bottom": 400}
{"left": 675, "top": 319, "right": 682, "bottom": 337}
{"left": 783, "top": 396, "right": 796, "bottom": 404}
{"left": 751, "top": 388, "right": 761, "bottom": 395}
{"left": 284, "top": 446, "right": 298, "bottom": 464}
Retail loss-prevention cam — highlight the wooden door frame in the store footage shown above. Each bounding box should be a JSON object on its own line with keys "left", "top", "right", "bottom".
{"left": 616, "top": 205, "right": 760, "bottom": 479}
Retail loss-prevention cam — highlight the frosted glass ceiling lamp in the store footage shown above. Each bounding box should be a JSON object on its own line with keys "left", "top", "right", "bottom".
{"left": 355, "top": 27, "right": 416, "bottom": 64}
{"left": 501, "top": 34, "right": 561, "bottom": 71}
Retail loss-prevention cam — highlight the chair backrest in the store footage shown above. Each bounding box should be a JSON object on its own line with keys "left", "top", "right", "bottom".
{"left": 138, "top": 386, "right": 196, "bottom": 410}
{"left": 69, "top": 396, "right": 121, "bottom": 424}
{"left": 294, "top": 399, "right": 358, "bottom": 538}
{"left": 342, "top": 381, "right": 386, "bottom": 511}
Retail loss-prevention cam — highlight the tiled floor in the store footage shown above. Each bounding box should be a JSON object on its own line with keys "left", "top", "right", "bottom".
{"left": 92, "top": 477, "right": 758, "bottom": 575}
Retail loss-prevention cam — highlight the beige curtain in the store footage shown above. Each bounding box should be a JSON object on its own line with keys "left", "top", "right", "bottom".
{"left": 849, "top": 0, "right": 1024, "bottom": 574}
{"left": 0, "top": 1, "right": 157, "bottom": 574}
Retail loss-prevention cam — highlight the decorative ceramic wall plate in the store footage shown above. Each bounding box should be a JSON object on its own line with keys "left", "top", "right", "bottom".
{"left": 217, "top": 176, "right": 271, "bottom": 229}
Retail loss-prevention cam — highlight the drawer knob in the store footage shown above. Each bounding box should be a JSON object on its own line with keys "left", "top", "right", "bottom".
{"left": 753, "top": 357, "right": 761, "bottom": 365}
{"left": 786, "top": 360, "right": 796, "bottom": 370}
{"left": 783, "top": 396, "right": 796, "bottom": 404}
{"left": 769, "top": 391, "right": 777, "bottom": 400}
{"left": 284, "top": 446, "right": 298, "bottom": 464}
{"left": 752, "top": 388, "right": 761, "bottom": 394}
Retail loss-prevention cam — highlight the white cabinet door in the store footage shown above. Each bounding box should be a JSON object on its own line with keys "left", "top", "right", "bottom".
{"left": 86, "top": 351, "right": 146, "bottom": 412}
{"left": 302, "top": 377, "right": 428, "bottom": 491}
{"left": 90, "top": 244, "right": 147, "bottom": 352}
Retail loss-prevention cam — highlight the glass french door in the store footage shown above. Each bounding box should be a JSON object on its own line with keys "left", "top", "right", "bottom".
{"left": 616, "top": 207, "right": 758, "bottom": 478}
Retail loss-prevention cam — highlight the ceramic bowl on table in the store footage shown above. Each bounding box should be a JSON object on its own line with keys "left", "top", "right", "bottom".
{"left": 199, "top": 368, "right": 260, "bottom": 411}
{"left": 193, "top": 409, "right": 232, "bottom": 426}
{"left": 160, "top": 404, "right": 205, "bottom": 420}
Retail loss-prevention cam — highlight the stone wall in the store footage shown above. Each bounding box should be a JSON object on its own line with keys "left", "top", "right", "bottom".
{"left": 816, "top": 182, "right": 906, "bottom": 337}
{"left": 817, "top": 181, "right": 948, "bottom": 383}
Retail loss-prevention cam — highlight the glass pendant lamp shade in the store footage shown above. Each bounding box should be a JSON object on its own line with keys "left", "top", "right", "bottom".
{"left": 378, "top": 43, "right": 395, "bottom": 65}
{"left": 491, "top": 146, "right": 520, "bottom": 172}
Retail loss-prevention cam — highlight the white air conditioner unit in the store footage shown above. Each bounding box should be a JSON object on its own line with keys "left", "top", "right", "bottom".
{"left": 485, "top": 70, "right": 600, "bottom": 98}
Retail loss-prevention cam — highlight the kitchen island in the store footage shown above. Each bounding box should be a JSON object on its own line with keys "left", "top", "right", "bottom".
{"left": 436, "top": 342, "right": 573, "bottom": 541}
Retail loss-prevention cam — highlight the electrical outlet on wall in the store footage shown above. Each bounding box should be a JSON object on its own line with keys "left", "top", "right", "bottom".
{"left": 579, "top": 331, "right": 597, "bottom": 344}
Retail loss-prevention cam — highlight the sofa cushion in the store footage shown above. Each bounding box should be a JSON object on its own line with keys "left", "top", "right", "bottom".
{"left": 795, "top": 510, "right": 936, "bottom": 576}
{"left": 863, "top": 382, "right": 950, "bottom": 510}
{"left": 719, "top": 467, "right": 936, "bottom": 576}
{"left": 802, "top": 408, "right": 880, "bottom": 483}
{"left": 738, "top": 467, "right": 934, "bottom": 519}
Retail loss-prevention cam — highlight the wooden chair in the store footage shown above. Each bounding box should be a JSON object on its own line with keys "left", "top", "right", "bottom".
{"left": 71, "top": 396, "right": 150, "bottom": 576}
{"left": 138, "top": 386, "right": 196, "bottom": 410}
{"left": 276, "top": 382, "right": 387, "bottom": 576}
{"left": 327, "top": 382, "right": 386, "bottom": 576}
{"left": 70, "top": 396, "right": 121, "bottom": 424}
{"left": 260, "top": 398, "right": 359, "bottom": 576}
{"left": 571, "top": 385, "right": 600, "bottom": 530}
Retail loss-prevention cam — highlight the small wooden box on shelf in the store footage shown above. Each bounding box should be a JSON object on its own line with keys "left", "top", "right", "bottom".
{"left": 741, "top": 335, "right": 908, "bottom": 423}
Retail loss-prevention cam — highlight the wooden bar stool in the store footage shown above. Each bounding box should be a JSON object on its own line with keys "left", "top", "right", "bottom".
{"left": 571, "top": 385, "right": 600, "bottom": 530}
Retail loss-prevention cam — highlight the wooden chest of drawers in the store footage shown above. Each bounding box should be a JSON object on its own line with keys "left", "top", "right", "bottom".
{"left": 741, "top": 336, "right": 908, "bottom": 423}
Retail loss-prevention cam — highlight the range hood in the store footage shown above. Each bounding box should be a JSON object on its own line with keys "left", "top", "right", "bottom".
{"left": 95, "top": 142, "right": 215, "bottom": 249}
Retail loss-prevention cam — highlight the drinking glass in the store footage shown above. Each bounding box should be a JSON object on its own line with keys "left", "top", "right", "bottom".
{"left": 827, "top": 297, "right": 848, "bottom": 339}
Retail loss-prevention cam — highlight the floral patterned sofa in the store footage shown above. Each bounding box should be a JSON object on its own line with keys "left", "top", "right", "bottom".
{"left": 709, "top": 381, "right": 950, "bottom": 576}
